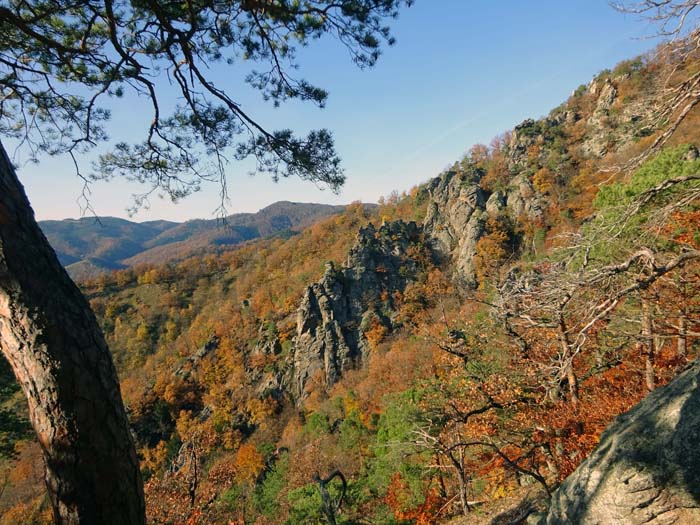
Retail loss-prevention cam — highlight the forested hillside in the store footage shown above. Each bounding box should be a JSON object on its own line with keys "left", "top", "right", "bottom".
{"left": 39, "top": 202, "right": 351, "bottom": 280}
{"left": 3, "top": 42, "right": 700, "bottom": 524}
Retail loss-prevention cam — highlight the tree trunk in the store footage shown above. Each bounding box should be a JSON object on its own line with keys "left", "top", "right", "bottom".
{"left": 315, "top": 470, "right": 346, "bottom": 525}
{"left": 435, "top": 454, "right": 448, "bottom": 499}
{"left": 641, "top": 296, "right": 655, "bottom": 392}
{"left": 557, "top": 320, "right": 579, "bottom": 409}
{"left": 453, "top": 449, "right": 469, "bottom": 516}
{"left": 565, "top": 362, "right": 580, "bottom": 409}
{"left": 677, "top": 311, "right": 687, "bottom": 357}
{"left": 456, "top": 471, "right": 469, "bottom": 516}
{"left": 0, "top": 143, "right": 145, "bottom": 524}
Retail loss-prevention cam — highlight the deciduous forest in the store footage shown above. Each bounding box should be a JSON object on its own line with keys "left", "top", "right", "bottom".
{"left": 3, "top": 1, "right": 700, "bottom": 525}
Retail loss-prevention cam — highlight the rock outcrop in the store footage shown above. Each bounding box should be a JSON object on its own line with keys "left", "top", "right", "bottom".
{"left": 546, "top": 363, "right": 700, "bottom": 525}
{"left": 578, "top": 73, "right": 659, "bottom": 159}
{"left": 422, "top": 165, "right": 543, "bottom": 287}
{"left": 291, "top": 220, "right": 424, "bottom": 399}
{"left": 582, "top": 78, "right": 619, "bottom": 158}
{"left": 423, "top": 170, "right": 487, "bottom": 287}
{"left": 173, "top": 335, "right": 220, "bottom": 379}
{"left": 249, "top": 324, "right": 286, "bottom": 399}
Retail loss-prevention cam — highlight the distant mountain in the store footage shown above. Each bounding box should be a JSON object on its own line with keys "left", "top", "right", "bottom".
{"left": 40, "top": 201, "right": 361, "bottom": 280}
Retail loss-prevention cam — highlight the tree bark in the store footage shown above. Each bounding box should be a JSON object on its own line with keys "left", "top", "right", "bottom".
{"left": 435, "top": 454, "right": 448, "bottom": 499}
{"left": 0, "top": 142, "right": 145, "bottom": 524}
{"left": 557, "top": 319, "right": 579, "bottom": 409}
{"left": 314, "top": 470, "right": 346, "bottom": 525}
{"left": 677, "top": 308, "right": 687, "bottom": 357}
{"left": 451, "top": 448, "right": 470, "bottom": 516}
{"left": 565, "top": 362, "right": 580, "bottom": 409}
{"left": 641, "top": 295, "right": 655, "bottom": 392}
{"left": 456, "top": 468, "right": 469, "bottom": 516}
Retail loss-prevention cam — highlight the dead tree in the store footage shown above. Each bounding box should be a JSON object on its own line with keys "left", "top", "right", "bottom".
{"left": 413, "top": 425, "right": 551, "bottom": 517}
{"left": 170, "top": 440, "right": 199, "bottom": 509}
{"left": 313, "top": 470, "right": 347, "bottom": 525}
{"left": 612, "top": 1, "right": 700, "bottom": 164}
{"left": 497, "top": 265, "right": 584, "bottom": 408}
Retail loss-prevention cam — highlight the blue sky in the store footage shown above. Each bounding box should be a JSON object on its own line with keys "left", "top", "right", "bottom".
{"left": 19, "top": 1, "right": 663, "bottom": 221}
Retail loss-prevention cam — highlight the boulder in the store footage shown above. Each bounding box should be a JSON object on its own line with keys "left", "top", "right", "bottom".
{"left": 547, "top": 363, "right": 700, "bottom": 524}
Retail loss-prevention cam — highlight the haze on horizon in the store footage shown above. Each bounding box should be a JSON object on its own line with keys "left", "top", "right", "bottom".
{"left": 17, "top": 0, "right": 661, "bottom": 222}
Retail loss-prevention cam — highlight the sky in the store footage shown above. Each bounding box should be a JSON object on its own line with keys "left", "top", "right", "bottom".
{"left": 16, "top": 0, "right": 665, "bottom": 222}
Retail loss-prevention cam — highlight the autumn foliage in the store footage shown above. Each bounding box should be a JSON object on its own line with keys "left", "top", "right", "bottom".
{"left": 4, "top": 43, "right": 700, "bottom": 525}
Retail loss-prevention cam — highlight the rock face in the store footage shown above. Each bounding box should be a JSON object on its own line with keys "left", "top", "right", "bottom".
{"left": 579, "top": 75, "right": 658, "bottom": 159}
{"left": 173, "top": 335, "right": 220, "bottom": 379}
{"left": 291, "top": 220, "right": 423, "bottom": 399}
{"left": 505, "top": 173, "right": 544, "bottom": 222}
{"left": 582, "top": 78, "right": 619, "bottom": 158}
{"left": 546, "top": 363, "right": 700, "bottom": 525}
{"left": 249, "top": 325, "right": 285, "bottom": 399}
{"left": 423, "top": 166, "right": 542, "bottom": 287}
{"left": 423, "top": 170, "right": 487, "bottom": 287}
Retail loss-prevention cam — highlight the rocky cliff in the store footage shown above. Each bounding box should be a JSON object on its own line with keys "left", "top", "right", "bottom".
{"left": 423, "top": 170, "right": 488, "bottom": 287}
{"left": 421, "top": 67, "right": 656, "bottom": 289}
{"left": 545, "top": 363, "right": 700, "bottom": 525}
{"left": 290, "top": 220, "right": 424, "bottom": 399}
{"left": 422, "top": 157, "right": 543, "bottom": 287}
{"left": 287, "top": 72, "right": 648, "bottom": 398}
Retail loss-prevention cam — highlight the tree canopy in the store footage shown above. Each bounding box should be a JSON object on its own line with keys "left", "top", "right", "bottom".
{"left": 0, "top": 0, "right": 412, "bottom": 209}
{"left": 0, "top": 2, "right": 413, "bottom": 524}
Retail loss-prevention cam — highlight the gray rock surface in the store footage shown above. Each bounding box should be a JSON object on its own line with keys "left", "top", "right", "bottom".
{"left": 486, "top": 190, "right": 507, "bottom": 216}
{"left": 547, "top": 363, "right": 700, "bottom": 525}
{"left": 506, "top": 173, "right": 544, "bottom": 221}
{"left": 173, "top": 335, "right": 220, "bottom": 379}
{"left": 579, "top": 76, "right": 657, "bottom": 160}
{"left": 250, "top": 324, "right": 286, "bottom": 399}
{"left": 291, "top": 220, "right": 423, "bottom": 399}
{"left": 423, "top": 164, "right": 543, "bottom": 287}
{"left": 582, "top": 79, "right": 618, "bottom": 157}
{"left": 423, "top": 170, "right": 486, "bottom": 287}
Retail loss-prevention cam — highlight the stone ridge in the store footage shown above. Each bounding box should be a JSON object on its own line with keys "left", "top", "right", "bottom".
{"left": 290, "top": 220, "right": 423, "bottom": 400}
